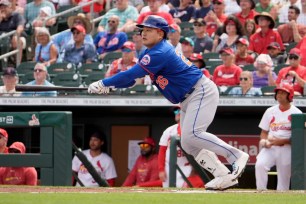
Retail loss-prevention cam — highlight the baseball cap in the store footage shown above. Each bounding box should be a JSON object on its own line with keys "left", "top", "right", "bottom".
{"left": 138, "top": 137, "right": 156, "bottom": 147}
{"left": 121, "top": 41, "right": 136, "bottom": 52}
{"left": 0, "top": 0, "right": 11, "bottom": 6}
{"left": 213, "top": 0, "right": 224, "bottom": 4}
{"left": 267, "top": 42, "right": 281, "bottom": 50}
{"left": 236, "top": 38, "right": 249, "bottom": 46}
{"left": 169, "top": 23, "right": 181, "bottom": 33}
{"left": 40, "top": 6, "right": 52, "bottom": 17}
{"left": 0, "top": 128, "right": 8, "bottom": 139}
{"left": 8, "top": 142, "right": 26, "bottom": 154}
{"left": 71, "top": 25, "right": 86, "bottom": 34}
{"left": 2, "top": 67, "right": 17, "bottom": 76}
{"left": 180, "top": 37, "right": 194, "bottom": 47}
{"left": 219, "top": 47, "right": 234, "bottom": 55}
{"left": 254, "top": 12, "right": 275, "bottom": 29}
{"left": 289, "top": 48, "right": 301, "bottom": 57}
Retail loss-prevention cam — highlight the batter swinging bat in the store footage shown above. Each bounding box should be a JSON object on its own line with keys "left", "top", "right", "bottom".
{"left": 15, "top": 85, "right": 88, "bottom": 92}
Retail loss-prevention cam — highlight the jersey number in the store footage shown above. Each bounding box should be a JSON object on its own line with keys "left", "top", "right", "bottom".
{"left": 156, "top": 75, "right": 168, "bottom": 90}
{"left": 175, "top": 50, "right": 192, "bottom": 66}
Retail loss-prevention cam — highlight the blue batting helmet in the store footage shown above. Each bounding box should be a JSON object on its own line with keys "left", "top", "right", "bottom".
{"left": 136, "top": 15, "right": 169, "bottom": 35}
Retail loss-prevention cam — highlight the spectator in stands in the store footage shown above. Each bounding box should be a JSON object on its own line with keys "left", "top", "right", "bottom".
{"left": 255, "top": 84, "right": 302, "bottom": 191}
{"left": 244, "top": 19, "right": 256, "bottom": 40}
{"left": 129, "top": 0, "right": 145, "bottom": 13}
{"left": 33, "top": 27, "right": 58, "bottom": 66}
{"left": 141, "top": 0, "right": 170, "bottom": 13}
{"left": 105, "top": 41, "right": 139, "bottom": 80}
{"left": 224, "top": 0, "right": 241, "bottom": 15}
{"left": 255, "top": 0, "right": 279, "bottom": 21}
{"left": 71, "top": 0, "right": 105, "bottom": 18}
{"left": 122, "top": 136, "right": 161, "bottom": 187}
{"left": 0, "top": 128, "right": 9, "bottom": 153}
{"left": 228, "top": 71, "right": 262, "bottom": 96}
{"left": 132, "top": 30, "right": 146, "bottom": 58}
{"left": 213, "top": 47, "right": 243, "bottom": 88}
{"left": 94, "top": 15, "right": 127, "bottom": 60}
{"left": 189, "top": 53, "right": 211, "bottom": 79}
{"left": 167, "top": 23, "right": 182, "bottom": 53}
{"left": 22, "top": 63, "right": 57, "bottom": 97}
{"left": 0, "top": 0, "right": 25, "bottom": 64}
{"left": 97, "top": 0, "right": 139, "bottom": 33}
{"left": 190, "top": 0, "right": 213, "bottom": 22}
{"left": 137, "top": 0, "right": 174, "bottom": 26}
{"left": 236, "top": 0, "right": 257, "bottom": 27}
{"left": 53, "top": 13, "right": 93, "bottom": 56}
{"left": 32, "top": 6, "right": 53, "bottom": 28}
{"left": 249, "top": 12, "right": 284, "bottom": 55}
{"left": 252, "top": 54, "right": 277, "bottom": 88}
{"left": 297, "top": 0, "right": 306, "bottom": 25}
{"left": 204, "top": 0, "right": 227, "bottom": 37}
{"left": 277, "top": 5, "right": 306, "bottom": 44}
{"left": 276, "top": 48, "right": 306, "bottom": 95}
{"left": 180, "top": 37, "right": 194, "bottom": 58}
{"left": 266, "top": 42, "right": 287, "bottom": 66}
{"left": 235, "top": 38, "right": 255, "bottom": 67}
{"left": 169, "top": 0, "right": 195, "bottom": 24}
{"left": 24, "top": 0, "right": 56, "bottom": 26}
{"left": 0, "top": 142, "right": 38, "bottom": 185}
{"left": 72, "top": 131, "right": 117, "bottom": 187}
{"left": 278, "top": 0, "right": 301, "bottom": 24}
{"left": 167, "top": 0, "right": 180, "bottom": 9}
{"left": 213, "top": 15, "right": 245, "bottom": 53}
{"left": 295, "top": 35, "right": 306, "bottom": 66}
{"left": 10, "top": 0, "right": 24, "bottom": 15}
{"left": 190, "top": 20, "right": 213, "bottom": 54}
{"left": 0, "top": 67, "right": 20, "bottom": 96}
{"left": 61, "top": 25, "right": 97, "bottom": 65}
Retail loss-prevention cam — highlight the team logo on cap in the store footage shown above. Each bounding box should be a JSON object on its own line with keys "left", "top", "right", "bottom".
{"left": 141, "top": 54, "right": 151, "bottom": 65}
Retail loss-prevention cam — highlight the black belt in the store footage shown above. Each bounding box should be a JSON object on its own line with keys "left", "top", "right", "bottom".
{"left": 181, "top": 87, "right": 195, "bottom": 102}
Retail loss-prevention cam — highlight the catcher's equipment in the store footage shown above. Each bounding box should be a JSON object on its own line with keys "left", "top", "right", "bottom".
{"left": 136, "top": 15, "right": 169, "bottom": 38}
{"left": 274, "top": 83, "right": 294, "bottom": 102}
{"left": 88, "top": 80, "right": 110, "bottom": 94}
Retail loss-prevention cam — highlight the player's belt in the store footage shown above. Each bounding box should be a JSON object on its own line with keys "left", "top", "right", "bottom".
{"left": 181, "top": 87, "right": 195, "bottom": 102}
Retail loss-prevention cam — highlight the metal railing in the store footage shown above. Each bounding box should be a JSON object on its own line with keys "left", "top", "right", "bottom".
{"left": 0, "top": 30, "right": 22, "bottom": 67}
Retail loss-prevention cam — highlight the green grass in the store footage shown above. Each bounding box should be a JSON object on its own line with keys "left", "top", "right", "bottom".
{"left": 0, "top": 191, "right": 306, "bottom": 204}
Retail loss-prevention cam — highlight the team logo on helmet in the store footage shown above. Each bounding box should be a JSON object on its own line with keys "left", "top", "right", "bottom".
{"left": 141, "top": 54, "right": 151, "bottom": 65}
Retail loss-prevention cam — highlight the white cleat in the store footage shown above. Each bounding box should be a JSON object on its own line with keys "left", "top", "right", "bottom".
{"left": 205, "top": 174, "right": 238, "bottom": 191}
{"left": 231, "top": 152, "right": 249, "bottom": 179}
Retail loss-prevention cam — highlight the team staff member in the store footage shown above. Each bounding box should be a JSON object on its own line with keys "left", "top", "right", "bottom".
{"left": 0, "top": 128, "right": 9, "bottom": 154}
{"left": 255, "top": 84, "right": 302, "bottom": 191}
{"left": 88, "top": 15, "right": 249, "bottom": 190}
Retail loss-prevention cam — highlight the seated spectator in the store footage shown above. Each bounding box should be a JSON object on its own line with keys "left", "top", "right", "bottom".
{"left": 277, "top": 5, "right": 306, "bottom": 44}
{"left": 97, "top": 0, "right": 139, "bottom": 32}
{"left": 0, "top": 142, "right": 38, "bottom": 185}
{"left": 297, "top": 0, "right": 306, "bottom": 25}
{"left": 190, "top": 20, "right": 213, "bottom": 54}
{"left": 33, "top": 27, "right": 58, "bottom": 66}
{"left": 129, "top": 0, "right": 145, "bottom": 13}
{"left": 249, "top": 12, "right": 284, "bottom": 55}
{"left": 252, "top": 54, "right": 277, "bottom": 88}
{"left": 11, "top": 0, "right": 24, "bottom": 15}
{"left": 213, "top": 47, "right": 243, "bottom": 88}
{"left": 190, "top": 0, "right": 213, "bottom": 22}
{"left": 122, "top": 137, "right": 161, "bottom": 187}
{"left": 167, "top": 23, "right": 182, "bottom": 53}
{"left": 276, "top": 48, "right": 306, "bottom": 95}
{"left": 244, "top": 19, "right": 256, "bottom": 40}
{"left": 132, "top": 30, "right": 146, "bottom": 58}
{"left": 21, "top": 63, "right": 57, "bottom": 97}
{"left": 72, "top": 131, "right": 117, "bottom": 187}
{"left": 189, "top": 53, "right": 211, "bottom": 79}
{"left": 24, "top": 0, "right": 56, "bottom": 26}
{"left": 0, "top": 128, "right": 9, "bottom": 153}
{"left": 140, "top": 0, "right": 170, "bottom": 13}
{"left": 295, "top": 35, "right": 306, "bottom": 66}
{"left": 255, "top": 0, "right": 279, "bottom": 21}
{"left": 204, "top": 0, "right": 227, "bottom": 37}
{"left": 236, "top": 0, "right": 257, "bottom": 27}
{"left": 32, "top": 6, "right": 52, "bottom": 28}
{"left": 266, "top": 42, "right": 287, "bottom": 67}
{"left": 278, "top": 0, "right": 301, "bottom": 24}
{"left": 105, "top": 41, "right": 139, "bottom": 80}
{"left": 0, "top": 67, "right": 20, "bottom": 96}
{"left": 60, "top": 25, "right": 97, "bottom": 65}
{"left": 179, "top": 37, "right": 194, "bottom": 58}
{"left": 235, "top": 38, "right": 255, "bottom": 67}
{"left": 228, "top": 70, "right": 262, "bottom": 96}
{"left": 53, "top": 13, "right": 93, "bottom": 56}
{"left": 72, "top": 0, "right": 105, "bottom": 18}
{"left": 94, "top": 15, "right": 127, "bottom": 60}
{"left": 169, "top": 0, "right": 195, "bottom": 24}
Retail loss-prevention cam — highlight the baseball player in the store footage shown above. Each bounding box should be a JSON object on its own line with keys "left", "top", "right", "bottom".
{"left": 255, "top": 84, "right": 302, "bottom": 191}
{"left": 88, "top": 15, "right": 250, "bottom": 190}
{"left": 72, "top": 131, "right": 117, "bottom": 187}
{"left": 0, "top": 128, "right": 9, "bottom": 154}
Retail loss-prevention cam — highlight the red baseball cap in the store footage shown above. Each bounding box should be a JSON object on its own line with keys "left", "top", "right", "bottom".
{"left": 169, "top": 23, "right": 181, "bottom": 33}
{"left": 236, "top": 38, "right": 249, "bottom": 46}
{"left": 267, "top": 42, "right": 281, "bottom": 50}
{"left": 122, "top": 41, "right": 136, "bottom": 51}
{"left": 71, "top": 25, "right": 86, "bottom": 34}
{"left": 0, "top": 128, "right": 8, "bottom": 139}
{"left": 219, "top": 47, "right": 234, "bottom": 55}
{"left": 189, "top": 53, "right": 203, "bottom": 61}
{"left": 138, "top": 137, "right": 156, "bottom": 147}
{"left": 289, "top": 48, "right": 301, "bottom": 57}
{"left": 213, "top": 0, "right": 224, "bottom": 3}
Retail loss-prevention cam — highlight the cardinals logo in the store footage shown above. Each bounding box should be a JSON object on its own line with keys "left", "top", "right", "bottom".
{"left": 28, "top": 114, "right": 40, "bottom": 126}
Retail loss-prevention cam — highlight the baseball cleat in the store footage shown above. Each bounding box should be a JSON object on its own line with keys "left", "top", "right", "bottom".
{"left": 231, "top": 152, "right": 249, "bottom": 180}
{"left": 205, "top": 174, "right": 238, "bottom": 191}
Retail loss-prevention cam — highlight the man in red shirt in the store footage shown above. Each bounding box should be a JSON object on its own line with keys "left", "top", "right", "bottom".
{"left": 122, "top": 137, "right": 161, "bottom": 187}
{"left": 236, "top": 0, "right": 258, "bottom": 27}
{"left": 204, "top": 0, "right": 227, "bottom": 37}
{"left": 235, "top": 38, "right": 255, "bottom": 67}
{"left": 0, "top": 142, "right": 37, "bottom": 185}
{"left": 296, "top": 36, "right": 306, "bottom": 66}
{"left": 0, "top": 128, "right": 9, "bottom": 154}
{"left": 249, "top": 12, "right": 284, "bottom": 55}
{"left": 276, "top": 48, "right": 306, "bottom": 95}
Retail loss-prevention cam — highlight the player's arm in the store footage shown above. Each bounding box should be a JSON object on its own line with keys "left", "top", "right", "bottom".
{"left": 158, "top": 145, "right": 167, "bottom": 181}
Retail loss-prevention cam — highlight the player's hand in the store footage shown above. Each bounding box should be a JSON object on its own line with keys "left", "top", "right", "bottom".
{"left": 88, "top": 80, "right": 110, "bottom": 94}
{"left": 159, "top": 171, "right": 167, "bottom": 181}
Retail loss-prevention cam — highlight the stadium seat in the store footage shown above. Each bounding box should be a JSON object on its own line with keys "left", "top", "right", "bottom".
{"left": 273, "top": 63, "right": 288, "bottom": 74}
{"left": 83, "top": 72, "right": 106, "bottom": 86}
{"left": 206, "top": 61, "right": 222, "bottom": 74}
{"left": 16, "top": 62, "right": 37, "bottom": 75}
{"left": 19, "top": 72, "right": 34, "bottom": 84}
{"left": 78, "top": 62, "right": 108, "bottom": 77}
{"left": 52, "top": 72, "right": 82, "bottom": 87}
{"left": 181, "top": 30, "right": 194, "bottom": 37}
{"left": 179, "top": 21, "right": 194, "bottom": 31}
{"left": 48, "top": 62, "right": 76, "bottom": 80}
{"left": 102, "top": 52, "right": 122, "bottom": 65}
{"left": 242, "top": 64, "right": 255, "bottom": 71}
{"left": 261, "top": 85, "right": 276, "bottom": 96}
{"left": 121, "top": 85, "right": 155, "bottom": 96}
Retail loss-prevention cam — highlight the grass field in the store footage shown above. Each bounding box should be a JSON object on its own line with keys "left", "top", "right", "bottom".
{"left": 0, "top": 187, "right": 306, "bottom": 204}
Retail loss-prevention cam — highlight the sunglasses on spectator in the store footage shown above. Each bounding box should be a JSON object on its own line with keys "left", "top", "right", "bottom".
{"left": 170, "top": 28, "right": 177, "bottom": 33}
{"left": 213, "top": 2, "right": 222, "bottom": 5}
{"left": 34, "top": 69, "right": 45, "bottom": 73}
{"left": 240, "top": 77, "right": 248, "bottom": 81}
{"left": 108, "top": 20, "right": 116, "bottom": 24}
{"left": 139, "top": 143, "right": 150, "bottom": 149}
{"left": 193, "top": 23, "right": 203, "bottom": 27}
{"left": 122, "top": 48, "right": 132, "bottom": 52}
{"left": 174, "top": 109, "right": 180, "bottom": 115}
{"left": 289, "top": 55, "right": 299, "bottom": 60}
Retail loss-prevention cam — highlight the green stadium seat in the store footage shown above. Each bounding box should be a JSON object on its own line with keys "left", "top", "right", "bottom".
{"left": 78, "top": 62, "right": 107, "bottom": 77}
{"left": 16, "top": 62, "right": 37, "bottom": 75}
{"left": 102, "top": 52, "right": 122, "bottom": 65}
{"left": 52, "top": 72, "right": 82, "bottom": 87}
{"left": 122, "top": 85, "right": 155, "bottom": 96}
{"left": 83, "top": 72, "right": 106, "bottom": 86}
{"left": 261, "top": 86, "right": 276, "bottom": 96}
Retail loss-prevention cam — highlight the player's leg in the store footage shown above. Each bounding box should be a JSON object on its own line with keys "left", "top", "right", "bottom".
{"left": 275, "top": 145, "right": 291, "bottom": 191}
{"left": 255, "top": 148, "right": 276, "bottom": 190}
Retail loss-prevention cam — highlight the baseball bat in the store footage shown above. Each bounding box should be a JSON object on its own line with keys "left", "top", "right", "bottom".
{"left": 15, "top": 85, "right": 88, "bottom": 92}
